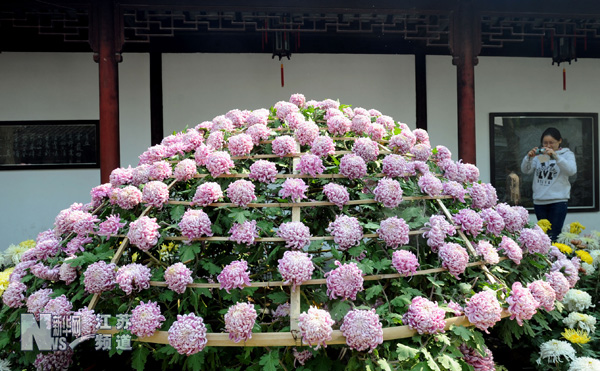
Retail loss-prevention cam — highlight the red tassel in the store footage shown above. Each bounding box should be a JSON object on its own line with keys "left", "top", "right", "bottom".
{"left": 281, "top": 63, "right": 284, "bottom": 87}
{"left": 563, "top": 68, "right": 566, "bottom": 91}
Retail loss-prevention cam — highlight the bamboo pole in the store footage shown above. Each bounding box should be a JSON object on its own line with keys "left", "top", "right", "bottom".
{"left": 289, "top": 143, "right": 302, "bottom": 334}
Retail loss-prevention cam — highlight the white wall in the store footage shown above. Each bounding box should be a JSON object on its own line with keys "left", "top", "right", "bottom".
{"left": 0, "top": 53, "right": 150, "bottom": 245}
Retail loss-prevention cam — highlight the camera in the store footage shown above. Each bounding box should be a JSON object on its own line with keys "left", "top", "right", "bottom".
{"left": 535, "top": 148, "right": 546, "bottom": 155}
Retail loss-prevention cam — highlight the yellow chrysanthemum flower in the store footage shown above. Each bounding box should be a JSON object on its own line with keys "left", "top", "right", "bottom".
{"left": 562, "top": 328, "right": 591, "bottom": 344}
{"left": 537, "top": 219, "right": 552, "bottom": 233}
{"left": 0, "top": 267, "right": 15, "bottom": 297}
{"left": 575, "top": 250, "right": 593, "bottom": 265}
{"left": 553, "top": 242, "right": 573, "bottom": 255}
{"left": 131, "top": 252, "right": 139, "bottom": 263}
{"left": 19, "top": 239, "right": 36, "bottom": 249}
{"left": 570, "top": 222, "right": 586, "bottom": 235}
{"left": 159, "top": 242, "right": 179, "bottom": 261}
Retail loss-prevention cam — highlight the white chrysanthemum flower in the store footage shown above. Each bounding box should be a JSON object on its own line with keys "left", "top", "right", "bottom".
{"left": 563, "top": 312, "right": 597, "bottom": 333}
{"left": 557, "top": 232, "right": 580, "bottom": 246}
{"left": 2, "top": 243, "right": 31, "bottom": 266}
{"left": 580, "top": 236, "right": 599, "bottom": 250}
{"left": 582, "top": 262, "right": 596, "bottom": 275}
{"left": 590, "top": 250, "right": 600, "bottom": 268}
{"left": 568, "top": 357, "right": 600, "bottom": 371}
{"left": 562, "top": 289, "right": 594, "bottom": 312}
{"left": 0, "top": 358, "right": 11, "bottom": 371}
{"left": 537, "top": 340, "right": 576, "bottom": 365}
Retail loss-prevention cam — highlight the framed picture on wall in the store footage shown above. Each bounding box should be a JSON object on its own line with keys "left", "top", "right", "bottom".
{"left": 0, "top": 120, "right": 99, "bottom": 170}
{"left": 489, "top": 112, "right": 599, "bottom": 212}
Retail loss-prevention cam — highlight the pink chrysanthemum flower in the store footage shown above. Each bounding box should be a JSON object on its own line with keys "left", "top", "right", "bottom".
{"left": 527, "top": 280, "right": 556, "bottom": 312}
{"left": 296, "top": 154, "right": 325, "bottom": 177}
{"left": 274, "top": 101, "right": 299, "bottom": 121}
{"left": 43, "top": 295, "right": 73, "bottom": 318}
{"left": 128, "top": 216, "right": 160, "bottom": 251}
{"left": 320, "top": 99, "right": 340, "bottom": 110}
{"left": 229, "top": 220, "right": 259, "bottom": 246}
{"left": 2, "top": 282, "right": 27, "bottom": 308}
{"left": 194, "top": 144, "right": 213, "bottom": 166}
{"left": 59, "top": 262, "right": 78, "bottom": 285}
{"left": 113, "top": 185, "right": 143, "bottom": 210}
{"left": 131, "top": 164, "right": 152, "bottom": 186}
{"left": 246, "top": 109, "right": 269, "bottom": 126}
{"left": 206, "top": 151, "right": 235, "bottom": 177}
{"left": 226, "top": 109, "right": 248, "bottom": 128}
{"left": 498, "top": 236, "right": 523, "bottom": 265}
{"left": 179, "top": 209, "right": 213, "bottom": 243}
{"left": 225, "top": 302, "right": 257, "bottom": 343}
{"left": 453, "top": 209, "right": 484, "bottom": 237}
{"left": 442, "top": 181, "right": 467, "bottom": 202}
{"left": 403, "top": 296, "right": 446, "bottom": 335}
{"left": 295, "top": 120, "right": 320, "bottom": 146}
{"left": 463, "top": 163, "right": 480, "bottom": 183}
{"left": 311, "top": 136, "right": 336, "bottom": 157}
{"left": 551, "top": 258, "right": 580, "bottom": 288}
{"left": 376, "top": 115, "right": 395, "bottom": 131}
{"left": 496, "top": 203, "right": 523, "bottom": 233}
{"left": 388, "top": 132, "right": 416, "bottom": 154}
{"left": 418, "top": 173, "right": 443, "bottom": 197}
{"left": 278, "top": 251, "right": 314, "bottom": 291}
{"left": 83, "top": 261, "right": 116, "bottom": 294}
{"left": 249, "top": 160, "right": 278, "bottom": 183}
{"left": 64, "top": 235, "right": 91, "bottom": 256}
{"left": 173, "top": 159, "right": 197, "bottom": 182}
{"left": 513, "top": 205, "right": 529, "bottom": 227}
{"left": 97, "top": 214, "right": 126, "bottom": 238}
{"left": 26, "top": 288, "right": 53, "bottom": 320}
{"left": 217, "top": 260, "right": 251, "bottom": 293}
{"left": 211, "top": 115, "right": 234, "bottom": 132}
{"left": 181, "top": 128, "right": 204, "bottom": 151}
{"left": 377, "top": 217, "right": 410, "bottom": 248}
{"left": 545, "top": 271, "right": 570, "bottom": 301}
{"left": 31, "top": 262, "right": 60, "bottom": 281}
{"left": 325, "top": 261, "right": 364, "bottom": 300}
{"left": 90, "top": 183, "right": 113, "bottom": 208}
{"left": 279, "top": 178, "right": 308, "bottom": 202}
{"left": 352, "top": 138, "right": 379, "bottom": 162}
{"left": 290, "top": 93, "right": 306, "bottom": 108}
{"left": 142, "top": 181, "right": 170, "bottom": 209}
{"left": 272, "top": 135, "right": 298, "bottom": 157}
{"left": 484, "top": 184, "right": 498, "bottom": 207}
{"left": 35, "top": 229, "right": 61, "bottom": 260}
{"left": 323, "top": 183, "right": 350, "bottom": 209}
{"left": 130, "top": 301, "right": 166, "bottom": 338}
{"left": 411, "top": 143, "right": 432, "bottom": 162}
{"left": 34, "top": 349, "right": 74, "bottom": 371}
{"left": 168, "top": 313, "right": 207, "bottom": 355}
{"left": 475, "top": 240, "right": 500, "bottom": 265}
{"left": 192, "top": 182, "right": 223, "bottom": 206}
{"left": 519, "top": 226, "right": 551, "bottom": 255}
{"left": 459, "top": 344, "right": 495, "bottom": 371}
{"left": 227, "top": 179, "right": 257, "bottom": 207}
{"left": 439, "top": 242, "right": 469, "bottom": 279}
{"left": 413, "top": 161, "right": 430, "bottom": 175}
{"left": 326, "top": 115, "right": 351, "bottom": 136}
{"left": 228, "top": 133, "right": 254, "bottom": 156}
{"left": 10, "top": 261, "right": 36, "bottom": 284}
{"left": 507, "top": 282, "right": 540, "bottom": 326}
{"left": 373, "top": 178, "right": 403, "bottom": 208}
{"left": 351, "top": 114, "right": 371, "bottom": 135}
{"left": 246, "top": 123, "right": 272, "bottom": 145}
{"left": 138, "top": 144, "right": 168, "bottom": 165}
{"left": 327, "top": 215, "right": 363, "bottom": 251}
{"left": 422, "top": 215, "right": 456, "bottom": 252}
{"left": 298, "top": 306, "right": 334, "bottom": 349}
{"left": 480, "top": 208, "right": 505, "bottom": 236}
{"left": 413, "top": 128, "right": 430, "bottom": 145}
{"left": 339, "top": 154, "right": 367, "bottom": 180}
{"left": 363, "top": 124, "right": 385, "bottom": 143}
{"left": 74, "top": 307, "right": 100, "bottom": 337}
{"left": 277, "top": 222, "right": 312, "bottom": 250}
{"left": 381, "top": 154, "right": 407, "bottom": 178}
{"left": 116, "top": 263, "right": 151, "bottom": 295}
{"left": 464, "top": 290, "right": 503, "bottom": 333}
{"left": 273, "top": 303, "right": 290, "bottom": 318}
{"left": 353, "top": 107, "right": 370, "bottom": 117}
{"left": 341, "top": 309, "right": 383, "bottom": 353}
{"left": 447, "top": 301, "right": 464, "bottom": 316}
{"left": 149, "top": 160, "right": 173, "bottom": 181}
{"left": 368, "top": 108, "right": 382, "bottom": 117}
{"left": 433, "top": 145, "right": 452, "bottom": 162}
{"left": 164, "top": 263, "right": 193, "bottom": 294}
{"left": 391, "top": 250, "right": 419, "bottom": 276}
{"left": 110, "top": 166, "right": 133, "bottom": 186}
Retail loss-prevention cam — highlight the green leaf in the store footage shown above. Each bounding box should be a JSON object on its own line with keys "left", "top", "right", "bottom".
{"left": 438, "top": 354, "right": 462, "bottom": 371}
{"left": 451, "top": 325, "right": 472, "bottom": 342}
{"left": 159, "top": 290, "right": 175, "bottom": 302}
{"left": 365, "top": 285, "right": 383, "bottom": 301}
{"left": 330, "top": 300, "right": 351, "bottom": 321}
{"left": 131, "top": 345, "right": 150, "bottom": 371}
{"left": 372, "top": 259, "right": 391, "bottom": 272}
{"left": 356, "top": 258, "right": 374, "bottom": 274}
{"left": 413, "top": 361, "right": 433, "bottom": 371}
{"left": 170, "top": 205, "right": 186, "bottom": 221}
{"left": 421, "top": 348, "right": 440, "bottom": 371}
{"left": 200, "top": 260, "right": 221, "bottom": 275}
{"left": 363, "top": 222, "right": 380, "bottom": 230}
{"left": 348, "top": 246, "right": 364, "bottom": 258}
{"left": 397, "top": 343, "right": 419, "bottom": 361}
{"left": 180, "top": 243, "right": 201, "bottom": 262}
{"left": 258, "top": 349, "right": 279, "bottom": 371}
{"left": 267, "top": 291, "right": 289, "bottom": 304}
{"left": 377, "top": 359, "right": 392, "bottom": 371}
{"left": 390, "top": 294, "right": 412, "bottom": 309}
{"left": 228, "top": 209, "right": 251, "bottom": 224}
{"left": 184, "top": 352, "right": 205, "bottom": 371}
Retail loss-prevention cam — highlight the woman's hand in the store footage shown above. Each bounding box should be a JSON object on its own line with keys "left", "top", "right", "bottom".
{"left": 544, "top": 147, "right": 557, "bottom": 159}
{"left": 527, "top": 147, "right": 538, "bottom": 158}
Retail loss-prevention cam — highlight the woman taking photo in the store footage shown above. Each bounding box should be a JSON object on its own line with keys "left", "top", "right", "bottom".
{"left": 521, "top": 127, "right": 577, "bottom": 241}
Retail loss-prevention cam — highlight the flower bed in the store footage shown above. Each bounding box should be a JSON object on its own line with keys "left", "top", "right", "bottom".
{"left": 0, "top": 95, "right": 592, "bottom": 370}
